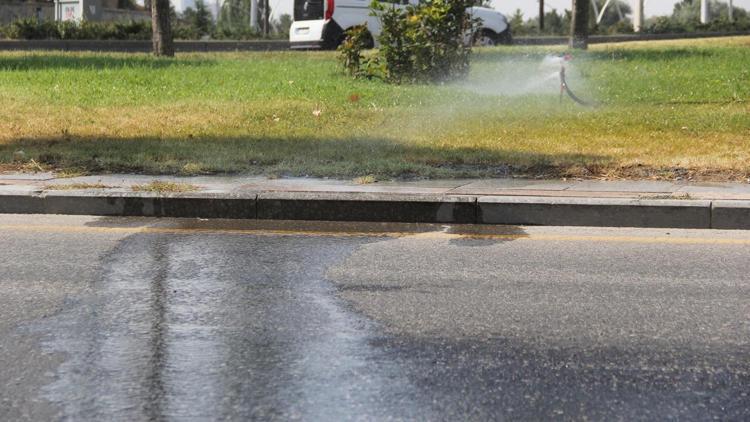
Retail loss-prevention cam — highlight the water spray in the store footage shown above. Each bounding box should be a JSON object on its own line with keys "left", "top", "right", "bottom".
{"left": 558, "top": 54, "right": 595, "bottom": 107}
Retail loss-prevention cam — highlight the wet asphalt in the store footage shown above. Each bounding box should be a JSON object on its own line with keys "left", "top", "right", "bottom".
{"left": 1, "top": 215, "right": 749, "bottom": 421}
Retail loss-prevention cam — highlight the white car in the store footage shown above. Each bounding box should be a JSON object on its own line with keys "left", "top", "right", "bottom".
{"left": 290, "top": 0, "right": 512, "bottom": 49}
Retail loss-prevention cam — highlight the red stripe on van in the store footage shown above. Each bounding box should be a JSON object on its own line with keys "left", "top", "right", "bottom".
{"left": 325, "top": 0, "right": 334, "bottom": 20}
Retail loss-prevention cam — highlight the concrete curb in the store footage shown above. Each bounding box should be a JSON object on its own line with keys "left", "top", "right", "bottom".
{"left": 3, "top": 190, "right": 749, "bottom": 229}
{"left": 257, "top": 192, "right": 476, "bottom": 223}
{"left": 0, "top": 191, "right": 258, "bottom": 219}
{"left": 711, "top": 201, "right": 750, "bottom": 230}
{"left": 477, "top": 196, "right": 712, "bottom": 228}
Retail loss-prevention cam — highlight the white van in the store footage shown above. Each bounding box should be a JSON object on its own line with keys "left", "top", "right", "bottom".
{"left": 290, "top": 0, "right": 511, "bottom": 49}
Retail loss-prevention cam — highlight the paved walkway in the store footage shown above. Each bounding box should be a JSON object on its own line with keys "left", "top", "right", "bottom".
{"left": 3, "top": 172, "right": 750, "bottom": 201}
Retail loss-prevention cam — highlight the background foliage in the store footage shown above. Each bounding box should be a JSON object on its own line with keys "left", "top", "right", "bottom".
{"left": 0, "top": 2, "right": 293, "bottom": 40}
{"left": 339, "top": 0, "right": 476, "bottom": 84}
{"left": 508, "top": 0, "right": 749, "bottom": 36}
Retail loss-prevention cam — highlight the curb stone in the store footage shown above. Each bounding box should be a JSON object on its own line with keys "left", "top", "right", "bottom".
{"left": 1, "top": 190, "right": 749, "bottom": 229}
{"left": 257, "top": 192, "right": 476, "bottom": 223}
{"left": 711, "top": 201, "right": 750, "bottom": 230}
{"left": 478, "top": 196, "right": 712, "bottom": 228}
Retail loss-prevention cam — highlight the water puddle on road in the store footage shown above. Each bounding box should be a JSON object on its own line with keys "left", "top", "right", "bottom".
{"left": 31, "top": 230, "right": 433, "bottom": 420}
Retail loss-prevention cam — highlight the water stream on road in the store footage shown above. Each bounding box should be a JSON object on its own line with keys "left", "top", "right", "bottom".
{"left": 32, "top": 232, "right": 431, "bottom": 420}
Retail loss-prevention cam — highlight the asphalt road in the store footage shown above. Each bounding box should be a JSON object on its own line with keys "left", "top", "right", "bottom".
{"left": 1, "top": 215, "right": 749, "bottom": 421}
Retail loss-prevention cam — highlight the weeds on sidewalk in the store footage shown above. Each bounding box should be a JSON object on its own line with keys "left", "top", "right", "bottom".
{"left": 131, "top": 181, "right": 199, "bottom": 193}
{"left": 43, "top": 182, "right": 113, "bottom": 190}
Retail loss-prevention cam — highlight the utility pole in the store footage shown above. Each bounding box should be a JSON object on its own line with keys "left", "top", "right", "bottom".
{"left": 632, "top": 0, "right": 644, "bottom": 33}
{"left": 570, "top": 0, "right": 589, "bottom": 49}
{"left": 728, "top": 0, "right": 734, "bottom": 23}
{"left": 700, "top": 0, "right": 709, "bottom": 24}
{"left": 539, "top": 0, "right": 544, "bottom": 31}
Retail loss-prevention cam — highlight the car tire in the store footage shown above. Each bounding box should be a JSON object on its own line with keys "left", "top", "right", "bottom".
{"left": 474, "top": 29, "right": 498, "bottom": 47}
{"left": 497, "top": 29, "right": 513, "bottom": 45}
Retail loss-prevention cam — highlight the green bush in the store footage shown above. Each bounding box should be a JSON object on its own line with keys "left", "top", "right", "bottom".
{"left": 1, "top": 10, "right": 289, "bottom": 41}
{"left": 338, "top": 25, "right": 373, "bottom": 78}
{"left": 340, "top": 0, "right": 476, "bottom": 84}
{"left": 1, "top": 19, "right": 152, "bottom": 40}
{"left": 6, "top": 18, "right": 59, "bottom": 40}
{"left": 645, "top": 1, "right": 750, "bottom": 34}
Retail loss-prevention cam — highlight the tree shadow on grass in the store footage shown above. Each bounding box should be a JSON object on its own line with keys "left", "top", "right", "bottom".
{"left": 0, "top": 134, "right": 612, "bottom": 179}
{"left": 0, "top": 54, "right": 216, "bottom": 71}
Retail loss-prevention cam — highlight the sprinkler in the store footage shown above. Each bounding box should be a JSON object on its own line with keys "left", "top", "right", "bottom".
{"left": 559, "top": 54, "right": 594, "bottom": 107}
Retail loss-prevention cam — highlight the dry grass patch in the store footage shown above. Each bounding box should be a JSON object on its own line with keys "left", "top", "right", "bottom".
{"left": 354, "top": 175, "right": 377, "bottom": 184}
{"left": 131, "top": 181, "right": 200, "bottom": 193}
{"left": 592, "top": 35, "right": 750, "bottom": 50}
{"left": 43, "top": 182, "right": 113, "bottom": 190}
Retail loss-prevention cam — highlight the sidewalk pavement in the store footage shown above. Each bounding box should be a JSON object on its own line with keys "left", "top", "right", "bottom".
{"left": 2, "top": 172, "right": 750, "bottom": 229}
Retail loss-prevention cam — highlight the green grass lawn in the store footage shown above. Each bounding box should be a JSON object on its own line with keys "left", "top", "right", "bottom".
{"left": 1, "top": 36, "right": 748, "bottom": 180}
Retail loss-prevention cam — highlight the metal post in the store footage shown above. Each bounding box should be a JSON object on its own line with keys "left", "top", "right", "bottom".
{"left": 632, "top": 0, "right": 643, "bottom": 32}
{"left": 700, "top": 0, "right": 709, "bottom": 24}
{"left": 614, "top": 0, "right": 623, "bottom": 20}
{"left": 595, "top": 0, "right": 616, "bottom": 25}
{"left": 591, "top": 0, "right": 600, "bottom": 22}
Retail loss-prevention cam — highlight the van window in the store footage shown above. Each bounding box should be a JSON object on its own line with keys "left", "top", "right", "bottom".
{"left": 294, "top": 0, "right": 324, "bottom": 21}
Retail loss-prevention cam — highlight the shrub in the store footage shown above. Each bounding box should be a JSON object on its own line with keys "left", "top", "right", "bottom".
{"left": 2, "top": 19, "right": 152, "bottom": 40}
{"left": 645, "top": 1, "right": 750, "bottom": 34}
{"left": 340, "top": 0, "right": 476, "bottom": 84}
{"left": 338, "top": 25, "right": 376, "bottom": 78}
{"left": 7, "top": 18, "right": 60, "bottom": 40}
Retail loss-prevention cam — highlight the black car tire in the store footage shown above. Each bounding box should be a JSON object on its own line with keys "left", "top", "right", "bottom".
{"left": 474, "top": 29, "right": 498, "bottom": 47}
{"left": 497, "top": 29, "right": 513, "bottom": 45}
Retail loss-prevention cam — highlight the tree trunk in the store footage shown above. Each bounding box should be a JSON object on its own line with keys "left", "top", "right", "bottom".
{"left": 152, "top": 0, "right": 174, "bottom": 57}
{"left": 539, "top": 0, "right": 544, "bottom": 31}
{"left": 263, "top": 0, "right": 270, "bottom": 37}
{"left": 569, "top": 0, "right": 589, "bottom": 50}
